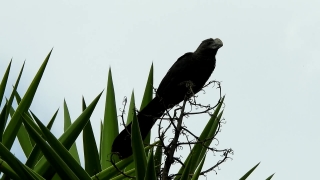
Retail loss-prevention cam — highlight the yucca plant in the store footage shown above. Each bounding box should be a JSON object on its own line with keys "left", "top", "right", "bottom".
{"left": 0, "top": 50, "right": 274, "bottom": 179}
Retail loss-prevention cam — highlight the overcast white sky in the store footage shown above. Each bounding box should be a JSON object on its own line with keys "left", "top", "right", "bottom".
{"left": 1, "top": 1, "right": 320, "bottom": 179}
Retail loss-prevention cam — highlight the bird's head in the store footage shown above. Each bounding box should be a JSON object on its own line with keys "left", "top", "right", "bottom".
{"left": 195, "top": 38, "right": 223, "bottom": 55}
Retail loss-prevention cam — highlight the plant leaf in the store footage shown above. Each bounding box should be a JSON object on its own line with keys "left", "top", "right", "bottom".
{"left": 0, "top": 59, "right": 12, "bottom": 107}
{"left": 0, "top": 143, "right": 44, "bottom": 180}
{"left": 144, "top": 148, "right": 156, "bottom": 180}
{"left": 124, "top": 91, "right": 136, "bottom": 173}
{"left": 175, "top": 96, "right": 225, "bottom": 179}
{"left": 32, "top": 112, "right": 91, "bottom": 180}
{"left": 100, "top": 120, "right": 103, "bottom": 161}
{"left": 33, "top": 91, "right": 102, "bottom": 177}
{"left": 197, "top": 110, "right": 224, "bottom": 166}
{"left": 0, "top": 61, "right": 25, "bottom": 141}
{"left": 110, "top": 168, "right": 135, "bottom": 180}
{"left": 101, "top": 68, "right": 119, "bottom": 169}
{"left": 191, "top": 155, "right": 206, "bottom": 180}
{"left": 17, "top": 123, "right": 33, "bottom": 157}
{"left": 126, "top": 90, "right": 135, "bottom": 125}
{"left": 0, "top": 104, "right": 7, "bottom": 141}
{"left": 63, "top": 99, "right": 80, "bottom": 163}
{"left": 239, "top": 162, "right": 260, "bottom": 180}
{"left": 139, "top": 63, "right": 154, "bottom": 110}
{"left": 0, "top": 142, "right": 34, "bottom": 179}
{"left": 82, "top": 97, "right": 101, "bottom": 175}
{"left": 13, "top": 87, "right": 35, "bottom": 146}
{"left": 25, "top": 109, "right": 59, "bottom": 168}
{"left": 140, "top": 63, "right": 153, "bottom": 145}
{"left": 180, "top": 155, "right": 193, "bottom": 180}
{"left": 3, "top": 50, "right": 52, "bottom": 149}
{"left": 266, "top": 173, "right": 275, "bottom": 180}
{"left": 0, "top": 158, "right": 20, "bottom": 180}
{"left": 154, "top": 137, "right": 163, "bottom": 176}
{"left": 132, "top": 109, "right": 147, "bottom": 179}
{"left": 92, "top": 141, "right": 158, "bottom": 180}
{"left": 23, "top": 114, "right": 79, "bottom": 180}
{"left": 6, "top": 91, "right": 34, "bottom": 157}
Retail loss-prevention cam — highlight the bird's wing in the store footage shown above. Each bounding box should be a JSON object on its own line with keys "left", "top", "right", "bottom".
{"left": 156, "top": 52, "right": 194, "bottom": 96}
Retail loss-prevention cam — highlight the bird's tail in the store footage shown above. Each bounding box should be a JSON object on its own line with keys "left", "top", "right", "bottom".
{"left": 111, "top": 96, "right": 166, "bottom": 159}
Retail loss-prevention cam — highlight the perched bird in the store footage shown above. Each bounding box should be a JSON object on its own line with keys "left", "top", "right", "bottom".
{"left": 112, "top": 38, "right": 223, "bottom": 159}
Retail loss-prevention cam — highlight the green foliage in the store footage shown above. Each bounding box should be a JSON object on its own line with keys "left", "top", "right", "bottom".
{"left": 191, "top": 155, "right": 206, "bottom": 180}
{"left": 131, "top": 108, "right": 147, "bottom": 179}
{"left": 145, "top": 149, "right": 157, "bottom": 180}
{"left": 101, "top": 68, "right": 119, "bottom": 169}
{"left": 82, "top": 98, "right": 101, "bottom": 176}
{"left": 0, "top": 50, "right": 274, "bottom": 179}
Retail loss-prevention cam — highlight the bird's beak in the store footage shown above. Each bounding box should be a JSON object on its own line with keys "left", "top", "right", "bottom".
{"left": 211, "top": 38, "right": 223, "bottom": 49}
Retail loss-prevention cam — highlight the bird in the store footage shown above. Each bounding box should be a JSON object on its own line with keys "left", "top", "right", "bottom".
{"left": 112, "top": 38, "right": 223, "bottom": 159}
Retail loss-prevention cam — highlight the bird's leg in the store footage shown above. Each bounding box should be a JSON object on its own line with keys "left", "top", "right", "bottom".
{"left": 180, "top": 80, "right": 196, "bottom": 97}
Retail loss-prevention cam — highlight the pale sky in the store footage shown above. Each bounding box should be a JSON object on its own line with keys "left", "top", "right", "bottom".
{"left": 1, "top": 1, "right": 320, "bottom": 179}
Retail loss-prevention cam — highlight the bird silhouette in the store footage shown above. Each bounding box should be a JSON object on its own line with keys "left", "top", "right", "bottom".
{"left": 112, "top": 38, "right": 223, "bottom": 159}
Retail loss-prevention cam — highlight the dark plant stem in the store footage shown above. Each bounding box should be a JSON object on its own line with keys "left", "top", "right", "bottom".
{"left": 162, "top": 96, "right": 188, "bottom": 180}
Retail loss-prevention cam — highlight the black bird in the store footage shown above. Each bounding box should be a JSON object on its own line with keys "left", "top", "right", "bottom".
{"left": 112, "top": 38, "right": 223, "bottom": 159}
